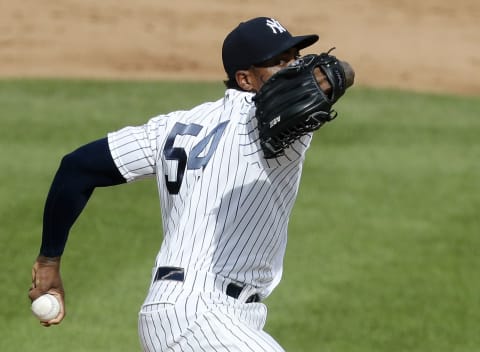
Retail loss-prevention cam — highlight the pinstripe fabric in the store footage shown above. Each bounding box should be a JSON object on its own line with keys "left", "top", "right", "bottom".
{"left": 108, "top": 89, "right": 312, "bottom": 351}
{"left": 138, "top": 291, "right": 284, "bottom": 352}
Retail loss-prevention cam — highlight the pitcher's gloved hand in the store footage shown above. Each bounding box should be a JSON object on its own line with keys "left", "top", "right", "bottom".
{"left": 254, "top": 49, "right": 355, "bottom": 158}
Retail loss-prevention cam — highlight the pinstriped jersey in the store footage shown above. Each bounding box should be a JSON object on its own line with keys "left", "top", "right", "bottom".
{"left": 108, "top": 89, "right": 312, "bottom": 298}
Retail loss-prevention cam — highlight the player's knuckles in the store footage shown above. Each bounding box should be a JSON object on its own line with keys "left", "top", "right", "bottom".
{"left": 340, "top": 61, "right": 355, "bottom": 87}
{"left": 50, "top": 292, "right": 66, "bottom": 316}
{"left": 28, "top": 287, "right": 43, "bottom": 301}
{"left": 34, "top": 269, "right": 62, "bottom": 288}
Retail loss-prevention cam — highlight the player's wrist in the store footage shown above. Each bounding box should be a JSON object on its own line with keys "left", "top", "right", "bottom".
{"left": 36, "top": 255, "right": 61, "bottom": 265}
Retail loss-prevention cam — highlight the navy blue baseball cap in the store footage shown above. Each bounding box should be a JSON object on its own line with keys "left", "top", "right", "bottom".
{"left": 222, "top": 17, "right": 319, "bottom": 79}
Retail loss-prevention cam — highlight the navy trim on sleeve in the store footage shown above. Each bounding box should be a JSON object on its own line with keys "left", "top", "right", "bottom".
{"left": 40, "top": 138, "right": 126, "bottom": 257}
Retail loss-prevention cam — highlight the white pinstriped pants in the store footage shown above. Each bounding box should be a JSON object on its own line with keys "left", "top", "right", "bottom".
{"left": 138, "top": 291, "right": 285, "bottom": 351}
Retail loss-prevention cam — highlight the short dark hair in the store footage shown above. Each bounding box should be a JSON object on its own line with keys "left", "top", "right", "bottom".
{"left": 223, "top": 77, "right": 242, "bottom": 90}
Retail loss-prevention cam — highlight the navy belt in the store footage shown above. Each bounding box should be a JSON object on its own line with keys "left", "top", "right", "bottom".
{"left": 154, "top": 266, "right": 260, "bottom": 303}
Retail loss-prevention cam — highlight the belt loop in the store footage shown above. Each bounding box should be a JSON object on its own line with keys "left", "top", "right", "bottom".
{"left": 226, "top": 282, "right": 260, "bottom": 303}
{"left": 154, "top": 266, "right": 185, "bottom": 282}
{"left": 153, "top": 267, "right": 260, "bottom": 303}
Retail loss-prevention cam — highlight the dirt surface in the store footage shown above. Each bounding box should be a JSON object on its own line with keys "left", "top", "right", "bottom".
{"left": 1, "top": 0, "right": 479, "bottom": 96}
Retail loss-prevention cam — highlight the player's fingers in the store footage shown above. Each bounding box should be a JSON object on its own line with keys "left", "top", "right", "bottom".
{"left": 37, "top": 298, "right": 65, "bottom": 327}
{"left": 31, "top": 264, "right": 38, "bottom": 288}
{"left": 45, "top": 290, "right": 66, "bottom": 325}
{"left": 28, "top": 277, "right": 49, "bottom": 302}
{"left": 313, "top": 67, "right": 332, "bottom": 94}
{"left": 28, "top": 288, "right": 35, "bottom": 302}
{"left": 28, "top": 287, "right": 42, "bottom": 302}
{"left": 41, "top": 316, "right": 64, "bottom": 327}
{"left": 29, "top": 263, "right": 45, "bottom": 301}
{"left": 340, "top": 61, "right": 355, "bottom": 88}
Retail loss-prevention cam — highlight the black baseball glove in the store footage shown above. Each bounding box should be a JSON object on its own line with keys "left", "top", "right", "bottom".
{"left": 253, "top": 49, "right": 349, "bottom": 158}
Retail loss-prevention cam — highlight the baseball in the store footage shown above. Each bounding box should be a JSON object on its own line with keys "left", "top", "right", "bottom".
{"left": 31, "top": 294, "right": 60, "bottom": 321}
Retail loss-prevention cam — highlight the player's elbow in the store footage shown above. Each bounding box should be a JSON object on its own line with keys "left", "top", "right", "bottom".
{"left": 58, "top": 150, "right": 86, "bottom": 175}
{"left": 55, "top": 150, "right": 99, "bottom": 195}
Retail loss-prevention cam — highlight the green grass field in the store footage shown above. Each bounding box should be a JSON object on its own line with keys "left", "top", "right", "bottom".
{"left": 1, "top": 79, "right": 479, "bottom": 351}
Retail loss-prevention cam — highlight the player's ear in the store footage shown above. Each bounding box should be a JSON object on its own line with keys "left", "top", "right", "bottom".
{"left": 235, "top": 70, "right": 255, "bottom": 92}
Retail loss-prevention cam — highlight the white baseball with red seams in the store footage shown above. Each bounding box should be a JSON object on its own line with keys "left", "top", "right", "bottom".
{"left": 31, "top": 294, "right": 60, "bottom": 321}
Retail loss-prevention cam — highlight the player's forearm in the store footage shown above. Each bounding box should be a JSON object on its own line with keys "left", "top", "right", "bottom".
{"left": 39, "top": 138, "right": 126, "bottom": 257}
{"left": 40, "top": 154, "right": 95, "bottom": 257}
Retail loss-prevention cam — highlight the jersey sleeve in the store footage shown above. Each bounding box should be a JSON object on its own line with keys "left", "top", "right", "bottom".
{"left": 107, "top": 116, "right": 166, "bottom": 182}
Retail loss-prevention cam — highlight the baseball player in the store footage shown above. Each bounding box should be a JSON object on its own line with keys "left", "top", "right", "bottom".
{"left": 29, "top": 17, "right": 354, "bottom": 351}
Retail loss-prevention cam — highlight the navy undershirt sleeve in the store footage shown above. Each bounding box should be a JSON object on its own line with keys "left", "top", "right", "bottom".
{"left": 40, "top": 137, "right": 126, "bottom": 257}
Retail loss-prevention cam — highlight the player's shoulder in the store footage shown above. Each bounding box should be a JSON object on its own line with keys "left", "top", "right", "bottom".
{"left": 143, "top": 90, "right": 254, "bottom": 133}
{"left": 172, "top": 89, "right": 254, "bottom": 124}
{"left": 224, "top": 89, "right": 255, "bottom": 109}
{"left": 222, "top": 89, "right": 255, "bottom": 122}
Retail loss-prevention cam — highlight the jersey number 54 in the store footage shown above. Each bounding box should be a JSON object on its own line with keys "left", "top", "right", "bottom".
{"left": 163, "top": 121, "right": 229, "bottom": 195}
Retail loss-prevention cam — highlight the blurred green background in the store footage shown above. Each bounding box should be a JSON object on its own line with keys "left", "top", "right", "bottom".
{"left": 0, "top": 80, "right": 479, "bottom": 351}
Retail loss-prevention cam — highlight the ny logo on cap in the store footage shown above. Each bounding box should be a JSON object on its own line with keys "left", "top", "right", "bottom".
{"left": 266, "top": 18, "right": 286, "bottom": 34}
